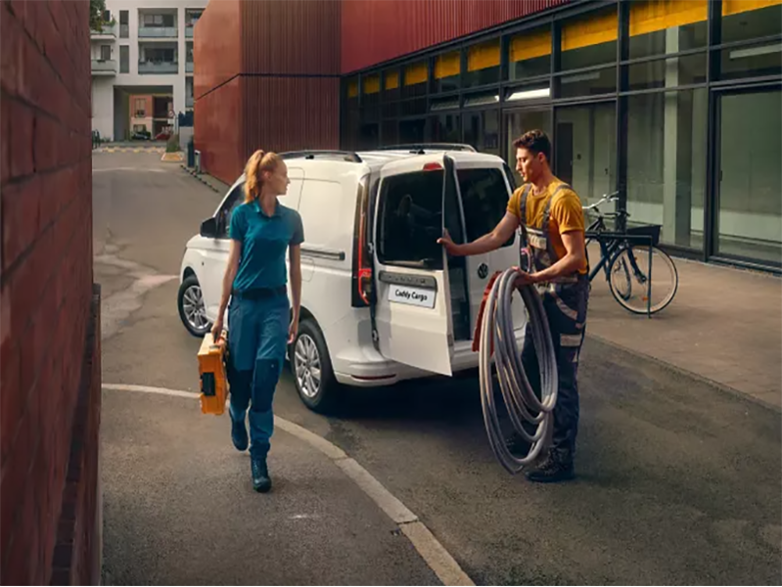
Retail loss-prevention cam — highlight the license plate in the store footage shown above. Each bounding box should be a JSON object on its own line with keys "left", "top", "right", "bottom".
{"left": 387, "top": 285, "right": 435, "bottom": 309}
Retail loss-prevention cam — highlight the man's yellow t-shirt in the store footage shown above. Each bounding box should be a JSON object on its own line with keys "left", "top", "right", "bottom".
{"left": 506, "top": 180, "right": 588, "bottom": 275}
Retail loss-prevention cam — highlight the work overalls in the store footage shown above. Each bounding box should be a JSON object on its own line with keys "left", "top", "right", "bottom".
{"left": 227, "top": 287, "right": 289, "bottom": 460}
{"left": 518, "top": 183, "right": 589, "bottom": 456}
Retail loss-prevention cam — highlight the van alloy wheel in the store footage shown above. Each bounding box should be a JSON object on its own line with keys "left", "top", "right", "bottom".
{"left": 295, "top": 334, "right": 322, "bottom": 399}
{"left": 183, "top": 284, "right": 209, "bottom": 333}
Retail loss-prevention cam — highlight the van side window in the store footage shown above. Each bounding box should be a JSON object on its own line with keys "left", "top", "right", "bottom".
{"left": 217, "top": 182, "right": 245, "bottom": 238}
{"left": 378, "top": 172, "right": 444, "bottom": 269}
{"left": 457, "top": 168, "right": 514, "bottom": 247}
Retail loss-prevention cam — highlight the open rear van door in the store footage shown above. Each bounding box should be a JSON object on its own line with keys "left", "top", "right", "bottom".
{"left": 371, "top": 154, "right": 455, "bottom": 376}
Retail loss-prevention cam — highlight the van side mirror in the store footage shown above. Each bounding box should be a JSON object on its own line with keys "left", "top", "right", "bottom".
{"left": 200, "top": 217, "right": 218, "bottom": 238}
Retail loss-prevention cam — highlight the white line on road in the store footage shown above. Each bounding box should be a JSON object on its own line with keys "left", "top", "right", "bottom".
{"left": 101, "top": 382, "right": 475, "bottom": 586}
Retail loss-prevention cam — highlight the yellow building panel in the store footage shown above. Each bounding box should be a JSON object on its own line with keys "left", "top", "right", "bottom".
{"left": 630, "top": 0, "right": 708, "bottom": 37}
{"left": 723, "top": 0, "right": 782, "bottom": 16}
{"left": 510, "top": 28, "right": 552, "bottom": 62}
{"left": 562, "top": 8, "right": 618, "bottom": 51}
{"left": 364, "top": 74, "right": 380, "bottom": 95}
{"left": 435, "top": 51, "right": 460, "bottom": 79}
{"left": 468, "top": 40, "right": 501, "bottom": 72}
{"left": 384, "top": 71, "right": 400, "bottom": 90}
{"left": 405, "top": 62, "right": 428, "bottom": 86}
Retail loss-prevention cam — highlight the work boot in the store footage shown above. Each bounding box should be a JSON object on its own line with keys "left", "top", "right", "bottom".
{"left": 251, "top": 458, "right": 272, "bottom": 493}
{"left": 230, "top": 415, "right": 248, "bottom": 452}
{"left": 526, "top": 448, "right": 574, "bottom": 483}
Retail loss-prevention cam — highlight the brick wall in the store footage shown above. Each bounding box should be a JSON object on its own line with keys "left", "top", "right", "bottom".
{"left": 1, "top": 0, "right": 101, "bottom": 584}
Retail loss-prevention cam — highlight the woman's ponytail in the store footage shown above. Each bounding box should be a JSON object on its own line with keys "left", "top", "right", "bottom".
{"left": 243, "top": 149, "right": 283, "bottom": 203}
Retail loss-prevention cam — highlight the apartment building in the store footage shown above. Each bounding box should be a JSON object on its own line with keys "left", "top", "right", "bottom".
{"left": 91, "top": 0, "right": 207, "bottom": 141}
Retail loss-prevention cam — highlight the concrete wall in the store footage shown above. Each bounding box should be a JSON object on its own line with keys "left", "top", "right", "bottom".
{"left": 1, "top": 0, "right": 102, "bottom": 584}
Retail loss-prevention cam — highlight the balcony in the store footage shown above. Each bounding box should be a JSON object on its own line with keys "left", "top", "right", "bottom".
{"left": 186, "top": 61, "right": 193, "bottom": 74}
{"left": 185, "top": 26, "right": 194, "bottom": 38}
{"left": 138, "top": 26, "right": 178, "bottom": 38}
{"left": 138, "top": 61, "right": 178, "bottom": 74}
{"left": 92, "top": 59, "right": 117, "bottom": 75}
{"left": 186, "top": 94, "right": 194, "bottom": 108}
{"left": 91, "top": 23, "right": 116, "bottom": 39}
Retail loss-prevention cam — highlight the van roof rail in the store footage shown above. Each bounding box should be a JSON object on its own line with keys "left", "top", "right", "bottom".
{"left": 279, "top": 150, "right": 363, "bottom": 163}
{"left": 372, "top": 143, "right": 477, "bottom": 153}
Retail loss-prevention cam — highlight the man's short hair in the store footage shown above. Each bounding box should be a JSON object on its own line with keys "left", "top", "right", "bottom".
{"left": 513, "top": 129, "right": 551, "bottom": 162}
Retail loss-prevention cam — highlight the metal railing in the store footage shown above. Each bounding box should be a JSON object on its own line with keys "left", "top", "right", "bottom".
{"left": 186, "top": 61, "right": 193, "bottom": 73}
{"left": 91, "top": 59, "right": 117, "bottom": 74}
{"left": 186, "top": 95, "right": 194, "bottom": 108}
{"left": 138, "top": 61, "right": 178, "bottom": 74}
{"left": 91, "top": 23, "right": 116, "bottom": 37}
{"left": 185, "top": 26, "right": 194, "bottom": 38}
{"left": 138, "top": 26, "right": 178, "bottom": 38}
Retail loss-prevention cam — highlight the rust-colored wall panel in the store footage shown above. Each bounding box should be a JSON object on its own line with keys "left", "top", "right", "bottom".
{"left": 241, "top": 76, "right": 340, "bottom": 162}
{"left": 195, "top": 77, "right": 243, "bottom": 184}
{"left": 242, "top": 0, "right": 341, "bottom": 75}
{"left": 194, "top": 0, "right": 242, "bottom": 99}
{"left": 341, "top": 0, "right": 569, "bottom": 73}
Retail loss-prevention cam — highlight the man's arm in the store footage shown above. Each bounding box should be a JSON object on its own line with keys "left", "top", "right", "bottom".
{"left": 438, "top": 212, "right": 519, "bottom": 257}
{"left": 523, "top": 230, "right": 586, "bottom": 284}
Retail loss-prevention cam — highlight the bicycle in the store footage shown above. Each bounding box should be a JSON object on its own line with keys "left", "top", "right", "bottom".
{"left": 583, "top": 192, "right": 679, "bottom": 316}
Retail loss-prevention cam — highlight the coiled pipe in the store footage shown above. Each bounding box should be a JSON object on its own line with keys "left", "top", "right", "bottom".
{"left": 478, "top": 268, "right": 559, "bottom": 474}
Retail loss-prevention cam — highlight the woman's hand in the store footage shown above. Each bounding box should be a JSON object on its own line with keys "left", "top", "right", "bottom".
{"left": 288, "top": 315, "right": 299, "bottom": 344}
{"left": 211, "top": 317, "right": 224, "bottom": 342}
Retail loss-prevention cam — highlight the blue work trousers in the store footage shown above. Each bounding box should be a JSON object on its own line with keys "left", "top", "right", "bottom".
{"left": 227, "top": 293, "right": 289, "bottom": 459}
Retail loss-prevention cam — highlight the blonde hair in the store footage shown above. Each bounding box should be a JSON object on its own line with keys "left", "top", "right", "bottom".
{"left": 244, "top": 149, "right": 283, "bottom": 203}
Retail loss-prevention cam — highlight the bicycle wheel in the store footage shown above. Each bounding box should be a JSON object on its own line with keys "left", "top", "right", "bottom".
{"left": 608, "top": 245, "right": 678, "bottom": 315}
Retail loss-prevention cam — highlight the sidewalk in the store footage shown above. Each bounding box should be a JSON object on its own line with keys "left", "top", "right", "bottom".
{"left": 180, "top": 165, "right": 230, "bottom": 195}
{"left": 100, "top": 388, "right": 442, "bottom": 585}
{"left": 585, "top": 253, "right": 782, "bottom": 410}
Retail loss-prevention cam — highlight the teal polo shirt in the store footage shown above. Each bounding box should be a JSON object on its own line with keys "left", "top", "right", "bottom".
{"left": 229, "top": 199, "right": 304, "bottom": 291}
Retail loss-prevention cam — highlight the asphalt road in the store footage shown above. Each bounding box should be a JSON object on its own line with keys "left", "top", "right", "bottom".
{"left": 94, "top": 152, "right": 782, "bottom": 585}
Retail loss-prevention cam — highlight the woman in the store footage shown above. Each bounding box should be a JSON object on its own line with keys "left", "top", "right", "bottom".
{"left": 211, "top": 149, "right": 303, "bottom": 493}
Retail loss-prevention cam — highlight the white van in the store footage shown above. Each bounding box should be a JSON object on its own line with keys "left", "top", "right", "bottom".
{"left": 178, "top": 145, "right": 525, "bottom": 412}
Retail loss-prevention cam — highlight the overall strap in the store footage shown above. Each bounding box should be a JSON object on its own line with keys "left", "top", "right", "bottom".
{"left": 518, "top": 184, "right": 533, "bottom": 246}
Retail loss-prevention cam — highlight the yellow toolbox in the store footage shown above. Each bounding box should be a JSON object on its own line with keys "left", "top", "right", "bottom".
{"left": 197, "top": 332, "right": 228, "bottom": 415}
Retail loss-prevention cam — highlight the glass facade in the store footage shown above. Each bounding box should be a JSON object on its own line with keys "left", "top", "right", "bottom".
{"left": 341, "top": 0, "right": 782, "bottom": 269}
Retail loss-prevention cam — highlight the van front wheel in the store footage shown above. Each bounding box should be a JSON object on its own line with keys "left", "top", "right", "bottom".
{"left": 291, "top": 319, "right": 339, "bottom": 413}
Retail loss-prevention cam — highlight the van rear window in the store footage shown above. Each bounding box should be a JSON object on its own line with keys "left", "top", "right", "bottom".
{"left": 377, "top": 171, "right": 444, "bottom": 269}
{"left": 456, "top": 168, "right": 513, "bottom": 246}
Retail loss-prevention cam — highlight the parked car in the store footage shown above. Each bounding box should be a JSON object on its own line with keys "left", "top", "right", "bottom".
{"left": 131, "top": 129, "right": 151, "bottom": 140}
{"left": 178, "top": 145, "right": 526, "bottom": 412}
{"left": 155, "top": 131, "right": 171, "bottom": 141}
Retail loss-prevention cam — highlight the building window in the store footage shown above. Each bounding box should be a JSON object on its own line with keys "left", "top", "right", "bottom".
{"left": 628, "top": 0, "right": 708, "bottom": 59}
{"left": 433, "top": 51, "right": 460, "bottom": 93}
{"left": 716, "top": 89, "right": 782, "bottom": 264}
{"left": 143, "top": 13, "right": 175, "bottom": 27}
{"left": 135, "top": 98, "right": 146, "bottom": 117}
{"left": 119, "top": 45, "right": 129, "bottom": 73}
{"left": 430, "top": 113, "right": 461, "bottom": 143}
{"left": 402, "top": 61, "right": 428, "bottom": 99}
{"left": 464, "top": 39, "right": 500, "bottom": 88}
{"left": 559, "top": 5, "right": 618, "bottom": 71}
{"left": 463, "top": 109, "right": 500, "bottom": 155}
{"left": 627, "top": 53, "right": 707, "bottom": 91}
{"left": 554, "top": 102, "right": 616, "bottom": 208}
{"left": 626, "top": 89, "right": 707, "bottom": 250}
{"left": 509, "top": 26, "right": 552, "bottom": 81}
{"left": 120, "top": 10, "right": 129, "bottom": 38}
{"left": 362, "top": 73, "right": 380, "bottom": 123}
{"left": 102, "top": 10, "right": 110, "bottom": 23}
{"left": 720, "top": 0, "right": 782, "bottom": 45}
{"left": 100, "top": 45, "right": 111, "bottom": 61}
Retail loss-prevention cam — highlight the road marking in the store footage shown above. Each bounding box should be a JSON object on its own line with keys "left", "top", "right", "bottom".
{"left": 93, "top": 167, "right": 169, "bottom": 173}
{"left": 101, "top": 383, "right": 476, "bottom": 586}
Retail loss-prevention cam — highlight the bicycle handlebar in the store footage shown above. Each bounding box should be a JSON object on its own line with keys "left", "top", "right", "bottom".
{"left": 582, "top": 191, "right": 620, "bottom": 212}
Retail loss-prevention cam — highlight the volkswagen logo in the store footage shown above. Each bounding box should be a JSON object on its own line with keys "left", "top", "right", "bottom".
{"left": 477, "top": 263, "right": 489, "bottom": 279}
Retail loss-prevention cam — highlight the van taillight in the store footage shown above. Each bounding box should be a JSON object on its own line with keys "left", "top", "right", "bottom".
{"left": 351, "top": 177, "right": 372, "bottom": 308}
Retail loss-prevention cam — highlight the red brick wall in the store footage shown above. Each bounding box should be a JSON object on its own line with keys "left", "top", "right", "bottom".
{"left": 1, "top": 0, "right": 101, "bottom": 584}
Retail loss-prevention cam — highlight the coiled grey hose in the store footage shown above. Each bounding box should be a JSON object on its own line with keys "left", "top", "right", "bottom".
{"left": 478, "top": 268, "right": 559, "bottom": 474}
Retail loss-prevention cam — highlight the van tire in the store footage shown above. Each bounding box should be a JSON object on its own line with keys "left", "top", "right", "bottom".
{"left": 291, "top": 319, "right": 339, "bottom": 413}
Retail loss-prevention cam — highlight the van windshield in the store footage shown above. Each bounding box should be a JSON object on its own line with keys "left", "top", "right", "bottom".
{"left": 377, "top": 171, "right": 444, "bottom": 269}
{"left": 456, "top": 168, "right": 513, "bottom": 246}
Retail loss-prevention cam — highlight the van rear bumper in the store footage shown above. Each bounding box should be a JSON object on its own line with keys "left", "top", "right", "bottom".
{"left": 333, "top": 329, "right": 525, "bottom": 388}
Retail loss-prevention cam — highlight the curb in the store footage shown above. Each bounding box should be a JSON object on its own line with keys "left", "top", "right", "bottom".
{"left": 180, "top": 165, "right": 222, "bottom": 194}
{"left": 586, "top": 333, "right": 781, "bottom": 413}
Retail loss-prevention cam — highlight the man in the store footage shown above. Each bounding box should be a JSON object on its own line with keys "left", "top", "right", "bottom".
{"left": 438, "top": 129, "right": 588, "bottom": 483}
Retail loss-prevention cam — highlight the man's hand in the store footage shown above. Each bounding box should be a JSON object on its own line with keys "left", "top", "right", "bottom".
{"left": 437, "top": 230, "right": 462, "bottom": 256}
{"left": 211, "top": 317, "right": 224, "bottom": 342}
{"left": 512, "top": 267, "right": 538, "bottom": 288}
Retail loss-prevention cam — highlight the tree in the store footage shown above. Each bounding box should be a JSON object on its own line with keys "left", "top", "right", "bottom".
{"left": 90, "top": 0, "right": 106, "bottom": 31}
